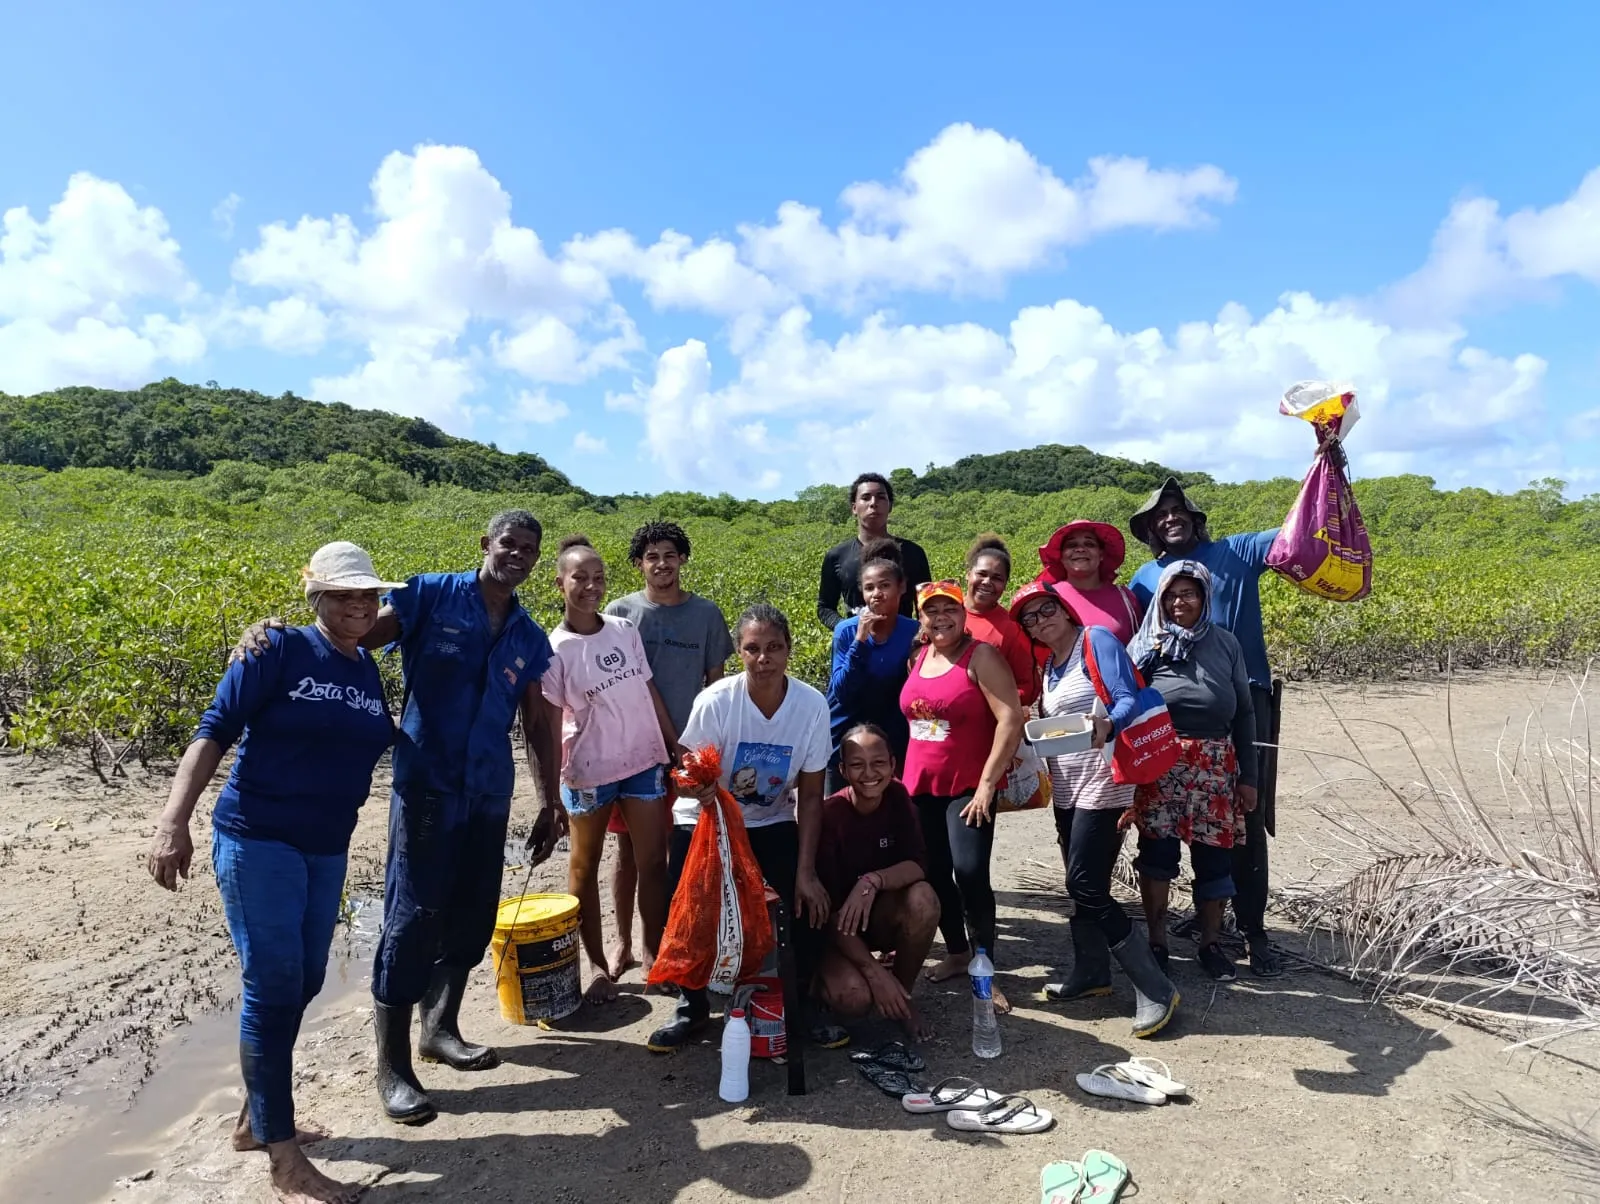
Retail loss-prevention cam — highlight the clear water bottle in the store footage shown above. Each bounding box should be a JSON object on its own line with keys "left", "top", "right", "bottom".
{"left": 969, "top": 947, "right": 1002, "bottom": 1059}
{"left": 719, "top": 1007, "right": 751, "bottom": 1102}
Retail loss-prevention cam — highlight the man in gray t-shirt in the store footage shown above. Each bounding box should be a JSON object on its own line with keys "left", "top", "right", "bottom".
{"left": 601, "top": 521, "right": 734, "bottom": 972}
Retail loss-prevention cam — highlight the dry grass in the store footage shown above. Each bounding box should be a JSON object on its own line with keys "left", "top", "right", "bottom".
{"left": 1279, "top": 666, "right": 1600, "bottom": 1051}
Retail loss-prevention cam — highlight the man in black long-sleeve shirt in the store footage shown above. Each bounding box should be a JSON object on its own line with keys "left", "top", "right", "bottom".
{"left": 817, "top": 473, "right": 933, "bottom": 629}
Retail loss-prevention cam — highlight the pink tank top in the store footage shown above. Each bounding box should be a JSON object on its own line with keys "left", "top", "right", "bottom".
{"left": 899, "top": 640, "right": 995, "bottom": 797}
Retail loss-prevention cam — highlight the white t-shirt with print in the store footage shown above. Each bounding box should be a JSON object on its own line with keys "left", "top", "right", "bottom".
{"left": 672, "top": 673, "right": 831, "bottom": 829}
{"left": 541, "top": 616, "right": 667, "bottom": 790}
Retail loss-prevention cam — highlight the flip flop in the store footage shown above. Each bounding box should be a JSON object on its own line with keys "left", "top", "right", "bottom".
{"left": 1076, "top": 1064, "right": 1166, "bottom": 1106}
{"left": 1117, "top": 1056, "right": 1187, "bottom": 1098}
{"left": 946, "top": 1093, "right": 1054, "bottom": 1134}
{"left": 1080, "top": 1149, "right": 1131, "bottom": 1200}
{"left": 901, "top": 1076, "right": 1003, "bottom": 1114}
{"left": 848, "top": 1040, "right": 925, "bottom": 1073}
{"left": 855, "top": 1060, "right": 925, "bottom": 1098}
{"left": 1041, "top": 1160, "right": 1083, "bottom": 1204}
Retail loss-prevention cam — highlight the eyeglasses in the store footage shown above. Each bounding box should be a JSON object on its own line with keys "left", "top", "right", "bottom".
{"left": 1018, "top": 597, "right": 1064, "bottom": 630}
{"left": 1167, "top": 589, "right": 1204, "bottom": 604}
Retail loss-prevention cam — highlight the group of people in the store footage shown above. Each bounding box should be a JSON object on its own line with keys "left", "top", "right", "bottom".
{"left": 145, "top": 469, "right": 1289, "bottom": 1204}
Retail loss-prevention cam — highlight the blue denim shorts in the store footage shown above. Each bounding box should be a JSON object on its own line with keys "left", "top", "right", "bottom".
{"left": 1135, "top": 834, "right": 1236, "bottom": 902}
{"left": 561, "top": 764, "right": 667, "bottom": 817}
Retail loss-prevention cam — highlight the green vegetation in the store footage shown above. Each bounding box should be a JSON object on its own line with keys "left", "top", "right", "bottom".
{"left": 0, "top": 379, "right": 579, "bottom": 496}
{"left": 3, "top": 444, "right": 1598, "bottom": 764}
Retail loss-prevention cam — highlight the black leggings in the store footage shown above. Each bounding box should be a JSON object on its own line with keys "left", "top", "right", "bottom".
{"left": 1054, "top": 804, "right": 1133, "bottom": 946}
{"left": 1230, "top": 683, "right": 1275, "bottom": 938}
{"left": 914, "top": 792, "right": 996, "bottom": 958}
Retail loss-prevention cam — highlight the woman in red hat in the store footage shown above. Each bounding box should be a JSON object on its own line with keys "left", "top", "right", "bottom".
{"left": 1034, "top": 521, "right": 1144, "bottom": 645}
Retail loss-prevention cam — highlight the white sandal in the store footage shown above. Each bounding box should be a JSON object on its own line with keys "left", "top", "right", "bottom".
{"left": 902, "top": 1076, "right": 1004, "bottom": 1114}
{"left": 1117, "top": 1056, "right": 1188, "bottom": 1098}
{"left": 1075, "top": 1064, "right": 1167, "bottom": 1106}
{"left": 946, "top": 1093, "right": 1055, "bottom": 1134}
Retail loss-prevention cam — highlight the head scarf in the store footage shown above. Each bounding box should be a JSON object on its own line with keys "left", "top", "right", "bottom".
{"left": 1126, "top": 559, "right": 1214, "bottom": 672}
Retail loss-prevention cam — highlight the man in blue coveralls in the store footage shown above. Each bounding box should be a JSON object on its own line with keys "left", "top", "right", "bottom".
{"left": 235, "top": 510, "right": 565, "bottom": 1125}
{"left": 1127, "top": 479, "right": 1284, "bottom": 979}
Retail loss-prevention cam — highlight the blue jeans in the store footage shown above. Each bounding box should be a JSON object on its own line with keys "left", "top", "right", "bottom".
{"left": 372, "top": 788, "right": 512, "bottom": 1007}
{"left": 212, "top": 829, "right": 347, "bottom": 1145}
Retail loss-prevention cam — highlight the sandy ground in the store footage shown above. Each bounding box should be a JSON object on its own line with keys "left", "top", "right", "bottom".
{"left": 2, "top": 672, "right": 1599, "bottom": 1204}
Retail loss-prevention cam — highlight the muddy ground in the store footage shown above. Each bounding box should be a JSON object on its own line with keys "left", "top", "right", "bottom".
{"left": 2, "top": 673, "right": 1598, "bottom": 1203}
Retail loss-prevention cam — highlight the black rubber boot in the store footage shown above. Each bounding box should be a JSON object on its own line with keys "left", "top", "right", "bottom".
{"left": 647, "top": 987, "right": 710, "bottom": 1054}
{"left": 374, "top": 1001, "right": 436, "bottom": 1124}
{"left": 1111, "top": 928, "right": 1180, "bottom": 1039}
{"left": 418, "top": 966, "right": 499, "bottom": 1070}
{"left": 1044, "top": 917, "right": 1114, "bottom": 1001}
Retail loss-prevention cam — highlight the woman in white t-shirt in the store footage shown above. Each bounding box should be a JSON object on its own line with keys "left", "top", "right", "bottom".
{"left": 542, "top": 537, "right": 681, "bottom": 1006}
{"left": 646, "top": 602, "right": 835, "bottom": 1054}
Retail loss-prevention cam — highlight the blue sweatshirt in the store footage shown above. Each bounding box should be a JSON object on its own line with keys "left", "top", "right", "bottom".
{"left": 826, "top": 615, "right": 920, "bottom": 761}
{"left": 198, "top": 626, "right": 395, "bottom": 855}
{"left": 1129, "top": 531, "right": 1279, "bottom": 690}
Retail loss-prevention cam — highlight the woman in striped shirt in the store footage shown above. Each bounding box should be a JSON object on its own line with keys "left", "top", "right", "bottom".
{"left": 1010, "top": 583, "right": 1179, "bottom": 1039}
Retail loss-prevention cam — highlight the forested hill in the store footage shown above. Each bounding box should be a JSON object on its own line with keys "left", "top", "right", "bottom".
{"left": 0, "top": 380, "right": 1202, "bottom": 501}
{"left": 0, "top": 379, "right": 580, "bottom": 496}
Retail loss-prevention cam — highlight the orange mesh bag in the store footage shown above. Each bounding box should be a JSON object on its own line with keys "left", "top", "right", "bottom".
{"left": 647, "top": 746, "right": 776, "bottom": 992}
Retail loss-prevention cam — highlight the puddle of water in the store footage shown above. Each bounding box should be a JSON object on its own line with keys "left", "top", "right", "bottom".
{"left": 0, "top": 940, "right": 374, "bottom": 1204}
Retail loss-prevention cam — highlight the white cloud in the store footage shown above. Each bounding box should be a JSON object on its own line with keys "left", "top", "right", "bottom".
{"left": 231, "top": 144, "right": 628, "bottom": 418}
{"left": 0, "top": 173, "right": 204, "bottom": 392}
{"left": 567, "top": 229, "right": 786, "bottom": 318}
{"left": 572, "top": 430, "right": 608, "bottom": 454}
{"left": 212, "top": 192, "right": 241, "bottom": 239}
{"left": 624, "top": 295, "right": 1546, "bottom": 494}
{"left": 1386, "top": 168, "right": 1600, "bottom": 322}
{"left": 738, "top": 125, "right": 1236, "bottom": 304}
{"left": 216, "top": 296, "right": 329, "bottom": 354}
{"left": 513, "top": 389, "right": 569, "bottom": 424}
{"left": 310, "top": 331, "right": 477, "bottom": 422}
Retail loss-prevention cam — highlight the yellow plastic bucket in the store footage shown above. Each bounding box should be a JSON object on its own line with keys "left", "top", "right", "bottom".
{"left": 491, "top": 893, "right": 581, "bottom": 1024}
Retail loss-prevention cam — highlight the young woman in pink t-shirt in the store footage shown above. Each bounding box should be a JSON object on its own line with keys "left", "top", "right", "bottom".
{"left": 542, "top": 536, "right": 681, "bottom": 1006}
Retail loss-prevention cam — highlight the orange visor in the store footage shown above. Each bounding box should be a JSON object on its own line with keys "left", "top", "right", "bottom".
{"left": 916, "top": 579, "right": 965, "bottom": 613}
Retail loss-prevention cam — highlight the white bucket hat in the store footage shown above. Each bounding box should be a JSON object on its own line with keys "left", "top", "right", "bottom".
{"left": 302, "top": 541, "right": 408, "bottom": 596}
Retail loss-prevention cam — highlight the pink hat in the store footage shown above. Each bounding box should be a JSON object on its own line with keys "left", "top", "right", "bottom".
{"left": 1038, "top": 521, "right": 1126, "bottom": 584}
{"left": 1008, "top": 580, "right": 1082, "bottom": 626}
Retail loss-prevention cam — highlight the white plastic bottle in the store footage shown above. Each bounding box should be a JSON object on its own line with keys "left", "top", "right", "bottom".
{"left": 969, "top": 947, "right": 1002, "bottom": 1059}
{"left": 719, "top": 1007, "right": 752, "bottom": 1102}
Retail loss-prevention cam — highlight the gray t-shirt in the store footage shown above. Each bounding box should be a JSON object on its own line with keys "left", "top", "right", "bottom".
{"left": 603, "top": 591, "right": 734, "bottom": 733}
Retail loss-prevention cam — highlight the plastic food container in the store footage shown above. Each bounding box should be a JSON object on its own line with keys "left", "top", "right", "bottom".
{"left": 1025, "top": 714, "right": 1094, "bottom": 756}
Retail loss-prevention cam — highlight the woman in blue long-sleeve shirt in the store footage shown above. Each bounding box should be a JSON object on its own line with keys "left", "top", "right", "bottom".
{"left": 825, "top": 539, "right": 920, "bottom": 791}
{"left": 1010, "top": 581, "right": 1180, "bottom": 1039}
{"left": 147, "top": 542, "right": 402, "bottom": 1204}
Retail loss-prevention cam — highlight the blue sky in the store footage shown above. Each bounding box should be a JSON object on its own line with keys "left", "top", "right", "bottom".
{"left": 3, "top": 0, "right": 1599, "bottom": 496}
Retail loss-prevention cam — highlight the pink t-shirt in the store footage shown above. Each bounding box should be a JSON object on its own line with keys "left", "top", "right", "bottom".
{"left": 1051, "top": 582, "right": 1144, "bottom": 646}
{"left": 542, "top": 616, "right": 668, "bottom": 789}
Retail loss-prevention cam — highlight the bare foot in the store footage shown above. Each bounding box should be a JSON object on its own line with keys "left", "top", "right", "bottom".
{"left": 233, "top": 1104, "right": 329, "bottom": 1152}
{"left": 992, "top": 985, "right": 1012, "bottom": 1015}
{"left": 267, "top": 1141, "right": 360, "bottom": 1203}
{"left": 900, "top": 1000, "right": 934, "bottom": 1043}
{"left": 608, "top": 940, "right": 640, "bottom": 976}
{"left": 925, "top": 952, "right": 972, "bottom": 983}
{"left": 583, "top": 971, "right": 620, "bottom": 1005}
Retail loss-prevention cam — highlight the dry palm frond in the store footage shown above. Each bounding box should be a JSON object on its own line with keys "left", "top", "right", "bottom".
{"left": 1286, "top": 666, "right": 1600, "bottom": 1051}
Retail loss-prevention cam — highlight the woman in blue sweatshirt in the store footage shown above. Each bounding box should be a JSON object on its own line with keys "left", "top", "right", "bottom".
{"left": 825, "top": 539, "right": 920, "bottom": 791}
{"left": 147, "top": 542, "right": 402, "bottom": 1204}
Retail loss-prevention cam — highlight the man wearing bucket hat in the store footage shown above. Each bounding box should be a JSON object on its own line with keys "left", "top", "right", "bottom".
{"left": 1126, "top": 479, "right": 1284, "bottom": 978}
{"left": 1034, "top": 520, "right": 1145, "bottom": 645}
{"left": 231, "top": 510, "right": 565, "bottom": 1124}
{"left": 152, "top": 542, "right": 404, "bottom": 1204}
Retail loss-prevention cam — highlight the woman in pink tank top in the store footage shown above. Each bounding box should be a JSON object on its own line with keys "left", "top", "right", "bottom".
{"left": 900, "top": 581, "right": 1024, "bottom": 1007}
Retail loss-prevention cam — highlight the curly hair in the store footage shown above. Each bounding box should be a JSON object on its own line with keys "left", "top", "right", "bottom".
{"left": 486, "top": 509, "right": 542, "bottom": 542}
{"left": 860, "top": 536, "right": 905, "bottom": 584}
{"left": 965, "top": 533, "right": 1011, "bottom": 575}
{"left": 628, "top": 520, "right": 691, "bottom": 562}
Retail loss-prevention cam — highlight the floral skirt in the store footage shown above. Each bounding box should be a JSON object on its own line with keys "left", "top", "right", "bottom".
{"left": 1126, "top": 736, "right": 1244, "bottom": 848}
